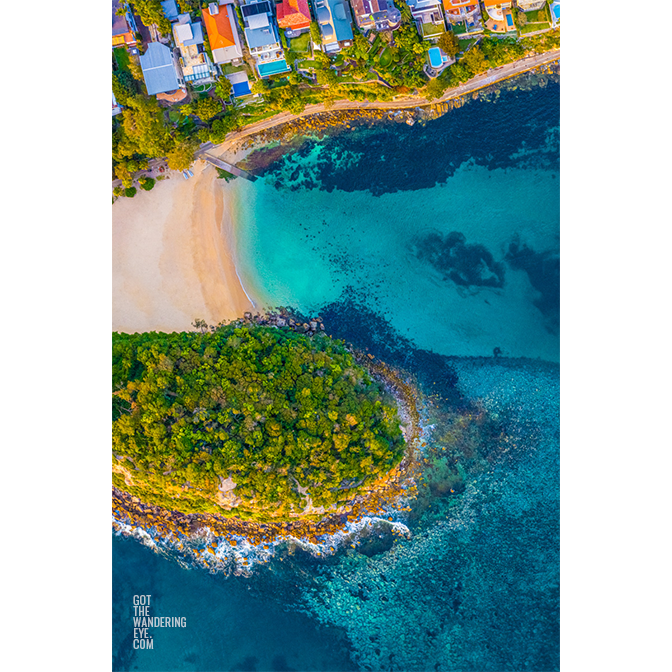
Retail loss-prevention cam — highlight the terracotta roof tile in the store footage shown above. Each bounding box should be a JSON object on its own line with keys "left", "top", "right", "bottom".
{"left": 202, "top": 4, "right": 236, "bottom": 50}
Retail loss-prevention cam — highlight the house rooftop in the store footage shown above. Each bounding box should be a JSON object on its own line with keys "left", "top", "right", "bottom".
{"left": 174, "top": 18, "right": 205, "bottom": 46}
{"left": 316, "top": 0, "right": 354, "bottom": 43}
{"left": 277, "top": 0, "right": 311, "bottom": 30}
{"left": 201, "top": 1, "right": 243, "bottom": 64}
{"left": 242, "top": 1, "right": 279, "bottom": 49}
{"left": 112, "top": 0, "right": 133, "bottom": 37}
{"left": 350, "top": 0, "right": 401, "bottom": 29}
{"left": 140, "top": 42, "right": 180, "bottom": 95}
{"left": 245, "top": 24, "right": 279, "bottom": 49}
{"left": 160, "top": 0, "right": 180, "bottom": 21}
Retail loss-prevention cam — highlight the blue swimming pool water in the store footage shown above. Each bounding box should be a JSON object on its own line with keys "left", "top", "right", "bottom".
{"left": 232, "top": 81, "right": 252, "bottom": 97}
{"left": 257, "top": 58, "right": 289, "bottom": 78}
{"left": 506, "top": 13, "right": 514, "bottom": 27}
{"left": 553, "top": 4, "right": 560, "bottom": 19}
{"left": 428, "top": 47, "right": 443, "bottom": 68}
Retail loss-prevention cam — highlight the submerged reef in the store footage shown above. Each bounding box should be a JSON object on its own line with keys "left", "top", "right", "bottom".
{"left": 412, "top": 231, "right": 506, "bottom": 289}
{"left": 506, "top": 235, "right": 560, "bottom": 335}
{"left": 297, "top": 359, "right": 559, "bottom": 671}
{"left": 113, "top": 308, "right": 559, "bottom": 670}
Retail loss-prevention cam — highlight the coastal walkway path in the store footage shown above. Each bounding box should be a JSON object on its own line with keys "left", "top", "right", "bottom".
{"left": 219, "top": 48, "right": 560, "bottom": 148}
{"left": 112, "top": 49, "right": 558, "bottom": 189}
{"left": 196, "top": 150, "right": 258, "bottom": 182}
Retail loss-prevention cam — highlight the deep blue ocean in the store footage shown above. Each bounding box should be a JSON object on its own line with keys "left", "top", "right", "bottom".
{"left": 113, "top": 77, "right": 559, "bottom": 672}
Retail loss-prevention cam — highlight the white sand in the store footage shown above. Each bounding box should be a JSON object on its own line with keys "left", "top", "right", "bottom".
{"left": 113, "top": 161, "right": 254, "bottom": 333}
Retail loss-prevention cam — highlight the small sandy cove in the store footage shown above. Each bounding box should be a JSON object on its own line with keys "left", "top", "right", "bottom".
{"left": 113, "top": 160, "right": 254, "bottom": 333}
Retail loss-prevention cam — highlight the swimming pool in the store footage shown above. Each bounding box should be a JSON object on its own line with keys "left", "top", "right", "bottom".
{"left": 552, "top": 5, "right": 560, "bottom": 20}
{"left": 428, "top": 47, "right": 443, "bottom": 68}
{"left": 506, "top": 13, "right": 514, "bottom": 27}
{"left": 257, "top": 59, "right": 290, "bottom": 78}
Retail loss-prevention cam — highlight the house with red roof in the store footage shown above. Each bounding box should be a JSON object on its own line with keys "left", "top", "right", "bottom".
{"left": 201, "top": 1, "right": 244, "bottom": 66}
{"left": 276, "top": 0, "right": 311, "bottom": 34}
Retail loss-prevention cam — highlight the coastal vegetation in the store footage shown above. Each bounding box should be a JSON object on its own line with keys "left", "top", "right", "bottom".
{"left": 112, "top": 325, "right": 406, "bottom": 519}
{"left": 112, "top": 0, "right": 559, "bottom": 190}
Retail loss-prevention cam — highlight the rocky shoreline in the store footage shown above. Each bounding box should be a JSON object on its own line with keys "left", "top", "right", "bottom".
{"left": 112, "top": 314, "right": 426, "bottom": 559}
{"left": 222, "top": 61, "right": 560, "bottom": 175}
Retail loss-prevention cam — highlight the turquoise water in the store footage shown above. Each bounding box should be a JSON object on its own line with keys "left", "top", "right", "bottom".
{"left": 113, "top": 80, "right": 559, "bottom": 671}
{"left": 235, "top": 83, "right": 559, "bottom": 362}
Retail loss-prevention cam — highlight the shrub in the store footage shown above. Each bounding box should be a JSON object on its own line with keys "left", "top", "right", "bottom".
{"left": 112, "top": 326, "right": 406, "bottom": 517}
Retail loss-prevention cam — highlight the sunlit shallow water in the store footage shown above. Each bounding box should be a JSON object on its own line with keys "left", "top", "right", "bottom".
{"left": 113, "top": 80, "right": 560, "bottom": 671}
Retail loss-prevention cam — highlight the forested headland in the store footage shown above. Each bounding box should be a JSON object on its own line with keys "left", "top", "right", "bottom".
{"left": 113, "top": 325, "right": 406, "bottom": 520}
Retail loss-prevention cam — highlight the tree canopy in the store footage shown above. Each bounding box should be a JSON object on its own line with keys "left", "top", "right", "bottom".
{"left": 128, "top": 0, "right": 171, "bottom": 36}
{"left": 437, "top": 31, "right": 460, "bottom": 59}
{"left": 165, "top": 139, "right": 197, "bottom": 171}
{"left": 112, "top": 326, "right": 406, "bottom": 518}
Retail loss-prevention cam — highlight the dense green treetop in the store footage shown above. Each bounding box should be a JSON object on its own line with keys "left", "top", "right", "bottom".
{"left": 113, "top": 326, "right": 405, "bottom": 516}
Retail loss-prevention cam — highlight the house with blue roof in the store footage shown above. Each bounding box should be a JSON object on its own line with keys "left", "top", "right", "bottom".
{"left": 160, "top": 0, "right": 180, "bottom": 22}
{"left": 314, "top": 0, "right": 354, "bottom": 53}
{"left": 240, "top": 1, "right": 290, "bottom": 78}
{"left": 139, "top": 41, "right": 186, "bottom": 96}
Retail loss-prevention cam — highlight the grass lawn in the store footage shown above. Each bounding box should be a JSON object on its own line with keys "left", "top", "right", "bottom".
{"left": 520, "top": 22, "right": 550, "bottom": 34}
{"left": 168, "top": 111, "right": 182, "bottom": 123}
{"left": 524, "top": 8, "right": 550, "bottom": 23}
{"left": 458, "top": 38, "right": 475, "bottom": 51}
{"left": 221, "top": 63, "right": 247, "bottom": 75}
{"left": 297, "top": 59, "right": 320, "bottom": 68}
{"left": 289, "top": 32, "right": 311, "bottom": 53}
{"left": 451, "top": 22, "right": 468, "bottom": 35}
{"left": 378, "top": 47, "right": 392, "bottom": 68}
{"left": 113, "top": 47, "right": 131, "bottom": 72}
{"left": 421, "top": 23, "right": 445, "bottom": 38}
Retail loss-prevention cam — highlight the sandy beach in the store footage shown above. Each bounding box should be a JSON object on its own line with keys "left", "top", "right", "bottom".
{"left": 113, "top": 160, "right": 254, "bottom": 333}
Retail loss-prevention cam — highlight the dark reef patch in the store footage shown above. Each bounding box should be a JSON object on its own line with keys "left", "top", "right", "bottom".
{"left": 412, "top": 231, "right": 506, "bottom": 289}
{"left": 285, "top": 287, "right": 471, "bottom": 410}
{"left": 231, "top": 656, "right": 259, "bottom": 672}
{"left": 506, "top": 235, "right": 560, "bottom": 334}
{"left": 257, "top": 82, "right": 559, "bottom": 196}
